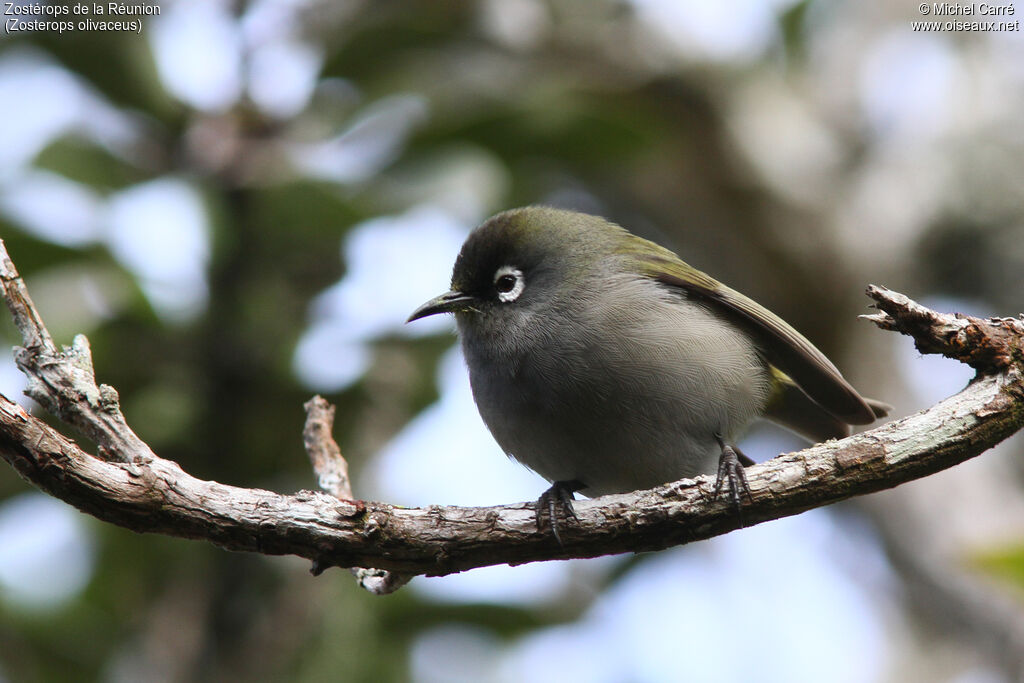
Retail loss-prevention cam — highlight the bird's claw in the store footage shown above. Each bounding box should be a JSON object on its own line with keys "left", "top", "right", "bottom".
{"left": 713, "top": 437, "right": 753, "bottom": 510}
{"left": 535, "top": 480, "right": 583, "bottom": 548}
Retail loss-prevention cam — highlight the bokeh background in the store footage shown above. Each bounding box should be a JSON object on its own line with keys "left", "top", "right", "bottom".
{"left": 2, "top": 0, "right": 1024, "bottom": 681}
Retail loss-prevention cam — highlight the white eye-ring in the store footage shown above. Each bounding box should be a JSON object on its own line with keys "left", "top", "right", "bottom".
{"left": 493, "top": 265, "right": 525, "bottom": 303}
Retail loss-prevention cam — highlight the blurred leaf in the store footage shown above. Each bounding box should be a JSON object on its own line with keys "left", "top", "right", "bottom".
{"left": 379, "top": 596, "right": 583, "bottom": 640}
{"left": 321, "top": 2, "right": 477, "bottom": 86}
{"left": 34, "top": 136, "right": 147, "bottom": 192}
{"left": 413, "top": 99, "right": 656, "bottom": 173}
{"left": 0, "top": 222, "right": 93, "bottom": 275}
{"left": 970, "top": 544, "right": 1024, "bottom": 595}
{"left": 778, "top": 0, "right": 811, "bottom": 64}
{"left": 248, "top": 180, "right": 363, "bottom": 251}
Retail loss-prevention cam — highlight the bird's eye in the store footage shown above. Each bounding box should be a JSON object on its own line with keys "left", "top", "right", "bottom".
{"left": 493, "top": 266, "right": 525, "bottom": 302}
{"left": 495, "top": 275, "right": 516, "bottom": 292}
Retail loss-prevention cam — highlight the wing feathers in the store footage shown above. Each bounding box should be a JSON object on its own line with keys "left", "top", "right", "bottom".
{"left": 631, "top": 253, "right": 877, "bottom": 425}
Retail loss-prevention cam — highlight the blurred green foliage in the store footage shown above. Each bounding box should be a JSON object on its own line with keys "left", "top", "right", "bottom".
{"left": 972, "top": 545, "right": 1024, "bottom": 597}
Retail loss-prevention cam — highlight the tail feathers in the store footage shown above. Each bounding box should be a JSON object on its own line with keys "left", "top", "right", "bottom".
{"left": 764, "top": 368, "right": 889, "bottom": 443}
{"left": 865, "top": 398, "right": 892, "bottom": 420}
{"left": 764, "top": 379, "right": 851, "bottom": 443}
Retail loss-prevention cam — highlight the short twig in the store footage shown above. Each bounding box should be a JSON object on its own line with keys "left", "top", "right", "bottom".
{"left": 302, "top": 396, "right": 353, "bottom": 500}
{"left": 302, "top": 396, "right": 412, "bottom": 595}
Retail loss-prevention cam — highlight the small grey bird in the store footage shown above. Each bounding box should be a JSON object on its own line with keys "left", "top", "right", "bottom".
{"left": 408, "top": 207, "right": 887, "bottom": 530}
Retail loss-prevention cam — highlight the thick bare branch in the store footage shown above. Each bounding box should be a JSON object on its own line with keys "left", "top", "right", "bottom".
{"left": 1, "top": 362, "right": 1021, "bottom": 576}
{"left": 1, "top": 237, "right": 1023, "bottom": 582}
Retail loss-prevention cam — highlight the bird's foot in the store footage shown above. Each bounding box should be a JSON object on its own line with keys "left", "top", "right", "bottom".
{"left": 713, "top": 436, "right": 754, "bottom": 510}
{"left": 535, "top": 480, "right": 583, "bottom": 548}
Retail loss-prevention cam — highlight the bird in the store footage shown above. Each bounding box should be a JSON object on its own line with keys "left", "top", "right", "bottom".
{"left": 408, "top": 206, "right": 888, "bottom": 539}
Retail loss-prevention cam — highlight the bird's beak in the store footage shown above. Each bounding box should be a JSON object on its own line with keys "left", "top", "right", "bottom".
{"left": 407, "top": 290, "right": 476, "bottom": 322}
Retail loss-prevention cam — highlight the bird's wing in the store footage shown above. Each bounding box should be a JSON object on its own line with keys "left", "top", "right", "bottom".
{"left": 627, "top": 250, "right": 877, "bottom": 424}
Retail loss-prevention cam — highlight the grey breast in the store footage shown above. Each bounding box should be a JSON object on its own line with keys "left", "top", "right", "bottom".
{"left": 463, "top": 273, "right": 773, "bottom": 496}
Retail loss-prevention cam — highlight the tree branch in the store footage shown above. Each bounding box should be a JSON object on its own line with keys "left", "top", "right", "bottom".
{"left": 1, "top": 239, "right": 1022, "bottom": 590}
{"left": 301, "top": 396, "right": 411, "bottom": 594}
{"left": 0, "top": 243, "right": 154, "bottom": 465}
{"left": 302, "top": 396, "right": 354, "bottom": 501}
